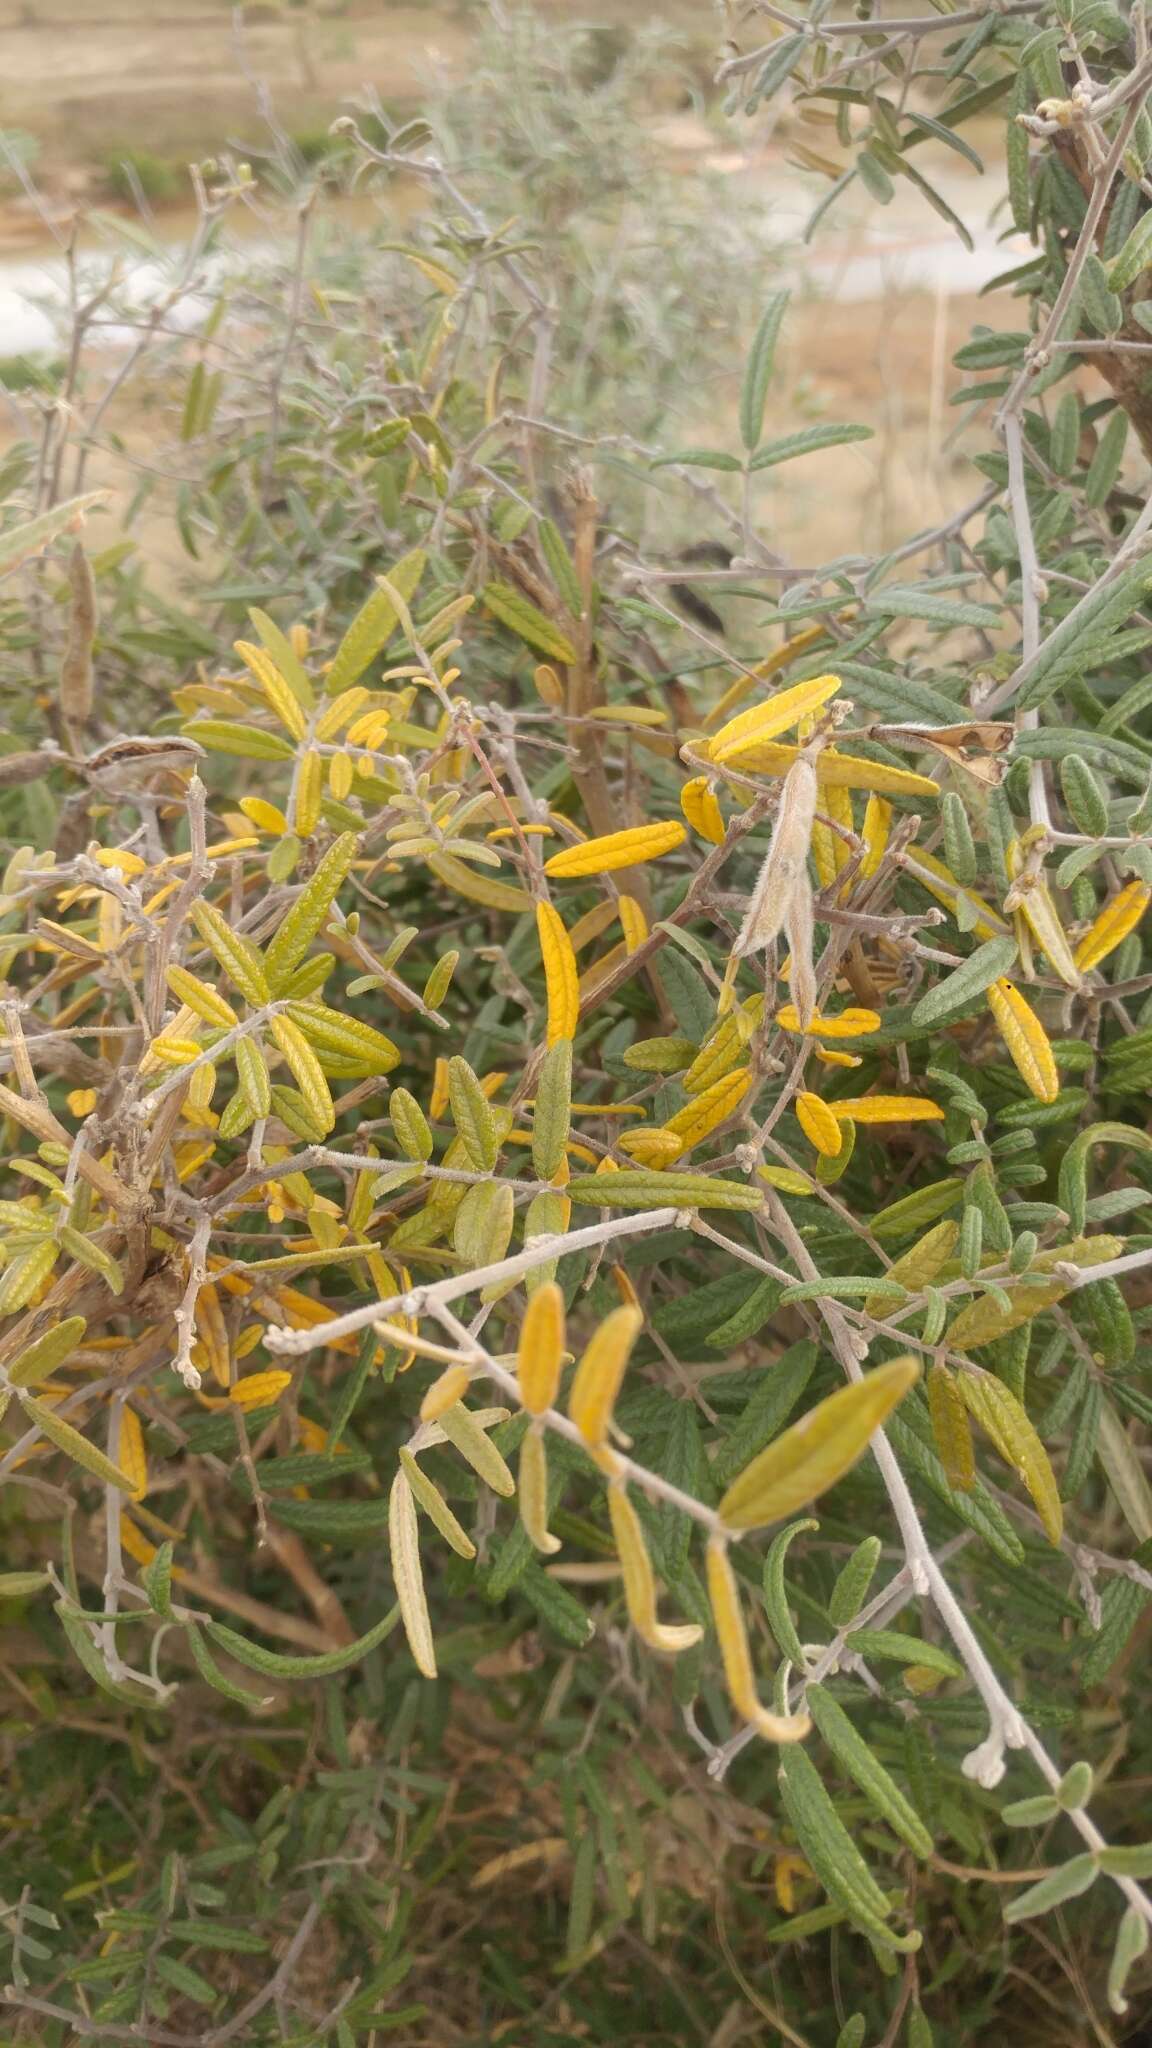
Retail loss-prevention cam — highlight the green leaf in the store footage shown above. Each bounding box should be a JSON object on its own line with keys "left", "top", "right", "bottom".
{"left": 264, "top": 832, "right": 358, "bottom": 989}
{"left": 1015, "top": 560, "right": 1152, "bottom": 712}
{"left": 538, "top": 518, "right": 583, "bottom": 616}
{"left": 0, "top": 1569, "right": 50, "bottom": 1598}
{"left": 185, "top": 719, "right": 296, "bottom": 761}
{"left": 1097, "top": 1843, "right": 1152, "bottom": 1879}
{"left": 650, "top": 448, "right": 743, "bottom": 471}
{"left": 1003, "top": 1852, "right": 1097, "bottom": 1923}
{"left": 483, "top": 581, "right": 577, "bottom": 664}
{"left": 1001, "top": 1793, "right": 1061, "bottom": 1826}
{"left": 740, "top": 290, "right": 791, "bottom": 451}
{"left": 778, "top": 1744, "right": 919, "bottom": 1950}
{"left": 1108, "top": 208, "right": 1152, "bottom": 291}
{"left": 910, "top": 936, "right": 1018, "bottom": 1025}
{"left": 865, "top": 586, "right": 1001, "bottom": 628}
{"left": 566, "top": 1171, "right": 763, "bottom": 1212}
{"left": 805, "top": 1684, "right": 934, "bottom": 1856}
{"left": 5, "top": 1314, "right": 87, "bottom": 1388}
{"left": 325, "top": 548, "right": 427, "bottom": 693}
{"left": 0, "top": 491, "right": 110, "bottom": 578}
{"left": 1058, "top": 1121, "right": 1152, "bottom": 1235}
{"left": 711, "top": 1339, "right": 817, "bottom": 1488}
{"left": 843, "top": 1629, "right": 964, "bottom": 1679}
{"left": 828, "top": 1536, "right": 882, "bottom": 1627}
{"left": 885, "top": 1410, "right": 1026, "bottom": 1564}
{"left": 871, "top": 1179, "right": 965, "bottom": 1239}
{"left": 205, "top": 1603, "right": 400, "bottom": 1678}
{"left": 749, "top": 424, "right": 874, "bottom": 470}
{"left": 1108, "top": 1906, "right": 1149, "bottom": 2015}
{"left": 762, "top": 1517, "right": 817, "bottom": 1664}
{"left": 142, "top": 1542, "right": 175, "bottom": 1619}
{"left": 20, "top": 1395, "right": 135, "bottom": 1491}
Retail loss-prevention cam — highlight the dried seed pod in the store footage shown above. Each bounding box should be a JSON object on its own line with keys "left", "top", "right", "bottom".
{"left": 733, "top": 754, "right": 818, "bottom": 957}
{"left": 58, "top": 540, "right": 97, "bottom": 732}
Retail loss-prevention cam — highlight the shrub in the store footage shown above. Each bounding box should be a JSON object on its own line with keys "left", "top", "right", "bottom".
{"left": 99, "top": 147, "right": 182, "bottom": 207}
{"left": 3, "top": 5, "right": 1152, "bottom": 2040}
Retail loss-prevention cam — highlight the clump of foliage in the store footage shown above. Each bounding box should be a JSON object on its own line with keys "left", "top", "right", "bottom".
{"left": 4, "top": 5, "right": 1152, "bottom": 2042}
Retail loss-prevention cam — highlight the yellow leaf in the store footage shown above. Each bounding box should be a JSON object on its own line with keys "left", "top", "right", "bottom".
{"left": 165, "top": 965, "right": 238, "bottom": 1029}
{"left": 1009, "top": 871, "right": 1083, "bottom": 990}
{"left": 662, "top": 1067, "right": 751, "bottom": 1150}
{"left": 715, "top": 737, "right": 939, "bottom": 798}
{"left": 437, "top": 1402, "right": 516, "bottom": 1497}
{"left": 118, "top": 1407, "right": 148, "bottom": 1502}
{"left": 681, "top": 774, "right": 725, "bottom": 844}
{"left": 293, "top": 748, "right": 324, "bottom": 837}
{"left": 927, "top": 1362, "right": 974, "bottom": 1492}
{"left": 517, "top": 1283, "right": 565, "bottom": 1415}
{"left": 536, "top": 901, "right": 579, "bottom": 1046}
{"left": 776, "top": 1005, "right": 880, "bottom": 1038}
{"left": 398, "top": 1447, "right": 476, "bottom": 1559}
{"left": 959, "top": 1367, "right": 1062, "bottom": 1543}
{"left": 683, "top": 996, "right": 764, "bottom": 1094}
{"left": 812, "top": 779, "right": 854, "bottom": 894}
{"left": 860, "top": 794, "right": 892, "bottom": 879}
{"left": 426, "top": 850, "right": 532, "bottom": 913}
{"left": 239, "top": 795, "right": 289, "bottom": 836}
{"left": 148, "top": 1035, "right": 202, "bottom": 1066}
{"left": 269, "top": 1015, "right": 335, "bottom": 1137}
{"left": 233, "top": 640, "right": 308, "bottom": 740}
{"left": 420, "top": 1364, "right": 473, "bottom": 1423}
{"left": 866, "top": 1218, "right": 957, "bottom": 1318}
{"left": 1074, "top": 880, "right": 1151, "bottom": 971}
{"left": 616, "top": 1127, "right": 685, "bottom": 1167}
{"left": 229, "top": 1370, "right": 292, "bottom": 1410}
{"left": 718, "top": 1357, "right": 920, "bottom": 1531}
{"left": 708, "top": 674, "right": 842, "bottom": 762}
{"left": 608, "top": 1482, "right": 701, "bottom": 1653}
{"left": 617, "top": 894, "right": 648, "bottom": 953}
{"left": 389, "top": 1469, "right": 437, "bottom": 1678}
{"left": 796, "top": 1091, "right": 842, "bottom": 1158}
{"left": 829, "top": 1095, "right": 943, "bottom": 1124}
{"left": 518, "top": 1426, "right": 560, "bottom": 1554}
{"left": 544, "top": 821, "right": 686, "bottom": 878}
{"left": 19, "top": 1396, "right": 136, "bottom": 1493}
{"left": 568, "top": 1306, "right": 643, "bottom": 1446}
{"left": 757, "top": 1164, "right": 816, "bottom": 1196}
{"left": 702, "top": 623, "right": 834, "bottom": 730}
{"left": 985, "top": 979, "right": 1059, "bottom": 1104}
{"left": 706, "top": 1536, "right": 810, "bottom": 1742}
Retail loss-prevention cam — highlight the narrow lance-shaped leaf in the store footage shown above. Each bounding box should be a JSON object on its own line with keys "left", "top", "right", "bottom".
{"left": 718, "top": 1357, "right": 920, "bottom": 1532}
{"left": 20, "top": 1396, "right": 136, "bottom": 1493}
{"left": 389, "top": 1471, "right": 437, "bottom": 1678}
{"left": 325, "top": 548, "right": 426, "bottom": 693}
{"left": 740, "top": 289, "right": 790, "bottom": 451}
{"left": 959, "top": 1368, "right": 1063, "bottom": 1543}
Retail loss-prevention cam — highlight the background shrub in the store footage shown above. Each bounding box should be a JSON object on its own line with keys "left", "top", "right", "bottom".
{"left": 3, "top": 6, "right": 1152, "bottom": 2043}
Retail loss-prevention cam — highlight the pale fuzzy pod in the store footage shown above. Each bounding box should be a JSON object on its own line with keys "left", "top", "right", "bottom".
{"left": 733, "top": 755, "right": 818, "bottom": 958}
{"left": 784, "top": 868, "right": 816, "bottom": 1030}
